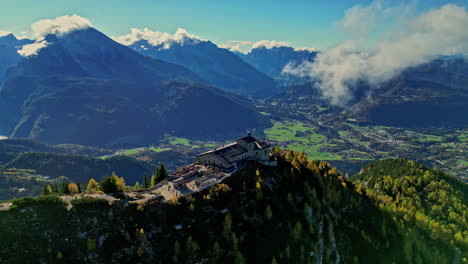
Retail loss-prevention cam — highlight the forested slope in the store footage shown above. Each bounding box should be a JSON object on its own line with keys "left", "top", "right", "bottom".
{"left": 0, "top": 152, "right": 464, "bottom": 263}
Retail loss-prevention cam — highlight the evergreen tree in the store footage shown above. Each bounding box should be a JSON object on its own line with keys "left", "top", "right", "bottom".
{"left": 156, "top": 164, "right": 168, "bottom": 182}
{"left": 76, "top": 181, "right": 82, "bottom": 193}
{"left": 272, "top": 256, "right": 278, "bottom": 264}
{"left": 100, "top": 172, "right": 124, "bottom": 193}
{"left": 210, "top": 241, "right": 221, "bottom": 263}
{"left": 233, "top": 251, "right": 246, "bottom": 264}
{"left": 265, "top": 204, "right": 273, "bottom": 220}
{"left": 51, "top": 182, "right": 59, "bottom": 193}
{"left": 134, "top": 181, "right": 141, "bottom": 190}
{"left": 41, "top": 185, "right": 50, "bottom": 195}
{"left": 173, "top": 240, "right": 181, "bottom": 263}
{"left": 61, "top": 181, "right": 70, "bottom": 194}
{"left": 223, "top": 212, "right": 232, "bottom": 240}
{"left": 185, "top": 235, "right": 200, "bottom": 258}
{"left": 143, "top": 174, "right": 149, "bottom": 189}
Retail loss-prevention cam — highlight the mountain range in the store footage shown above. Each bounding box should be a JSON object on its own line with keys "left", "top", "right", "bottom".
{"left": 0, "top": 34, "right": 32, "bottom": 81}
{"left": 0, "top": 28, "right": 268, "bottom": 146}
{"left": 128, "top": 39, "right": 278, "bottom": 98}
{"left": 0, "top": 26, "right": 467, "bottom": 148}
{"left": 236, "top": 46, "right": 317, "bottom": 85}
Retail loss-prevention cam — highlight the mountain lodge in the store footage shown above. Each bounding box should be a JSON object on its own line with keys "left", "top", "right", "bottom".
{"left": 196, "top": 133, "right": 277, "bottom": 170}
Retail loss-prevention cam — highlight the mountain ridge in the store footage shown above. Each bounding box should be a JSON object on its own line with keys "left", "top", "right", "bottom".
{"left": 128, "top": 39, "right": 278, "bottom": 98}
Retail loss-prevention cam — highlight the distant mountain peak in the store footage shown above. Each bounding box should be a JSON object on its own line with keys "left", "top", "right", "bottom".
{"left": 30, "top": 14, "right": 92, "bottom": 39}
{"left": 0, "top": 33, "right": 33, "bottom": 48}
{"left": 113, "top": 28, "right": 204, "bottom": 49}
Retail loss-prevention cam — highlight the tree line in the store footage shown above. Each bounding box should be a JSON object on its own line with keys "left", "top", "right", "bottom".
{"left": 41, "top": 164, "right": 168, "bottom": 195}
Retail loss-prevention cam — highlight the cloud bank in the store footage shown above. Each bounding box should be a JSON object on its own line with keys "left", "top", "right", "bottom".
{"left": 219, "top": 40, "right": 292, "bottom": 53}
{"left": 16, "top": 15, "right": 92, "bottom": 57}
{"left": 17, "top": 40, "right": 48, "bottom": 57}
{"left": 113, "top": 28, "right": 203, "bottom": 49}
{"left": 31, "top": 15, "right": 92, "bottom": 38}
{"left": 285, "top": 2, "right": 468, "bottom": 105}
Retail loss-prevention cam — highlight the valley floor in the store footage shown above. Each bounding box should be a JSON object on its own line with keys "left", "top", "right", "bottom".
{"left": 111, "top": 113, "right": 467, "bottom": 182}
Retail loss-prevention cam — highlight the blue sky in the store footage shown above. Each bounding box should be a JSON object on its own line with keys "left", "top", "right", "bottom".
{"left": 1, "top": 0, "right": 467, "bottom": 49}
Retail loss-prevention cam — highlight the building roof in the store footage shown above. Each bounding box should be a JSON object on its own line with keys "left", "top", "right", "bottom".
{"left": 196, "top": 142, "right": 246, "bottom": 164}
{"left": 196, "top": 135, "right": 271, "bottom": 165}
{"left": 236, "top": 135, "right": 257, "bottom": 143}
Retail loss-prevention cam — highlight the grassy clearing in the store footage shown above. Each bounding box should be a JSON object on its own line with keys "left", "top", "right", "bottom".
{"left": 338, "top": 131, "right": 348, "bottom": 137}
{"left": 169, "top": 137, "right": 201, "bottom": 148}
{"left": 149, "top": 147, "right": 171, "bottom": 153}
{"left": 170, "top": 137, "right": 191, "bottom": 146}
{"left": 316, "top": 106, "right": 328, "bottom": 112}
{"left": 122, "top": 148, "right": 144, "bottom": 155}
{"left": 259, "top": 112, "right": 270, "bottom": 116}
{"left": 458, "top": 132, "right": 468, "bottom": 143}
{"left": 412, "top": 133, "right": 443, "bottom": 142}
{"left": 265, "top": 121, "right": 314, "bottom": 142}
{"left": 289, "top": 142, "right": 341, "bottom": 160}
{"left": 459, "top": 160, "right": 468, "bottom": 166}
{"left": 265, "top": 120, "right": 341, "bottom": 160}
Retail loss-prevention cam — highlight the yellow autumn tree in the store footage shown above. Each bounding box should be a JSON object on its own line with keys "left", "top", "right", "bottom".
{"left": 86, "top": 178, "right": 99, "bottom": 193}
{"left": 68, "top": 183, "right": 79, "bottom": 194}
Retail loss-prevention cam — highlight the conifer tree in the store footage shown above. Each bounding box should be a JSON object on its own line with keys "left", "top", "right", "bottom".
{"left": 51, "top": 183, "right": 59, "bottom": 193}
{"left": 156, "top": 164, "right": 168, "bottom": 181}
{"left": 223, "top": 212, "right": 232, "bottom": 240}
{"left": 173, "top": 240, "right": 181, "bottom": 263}
{"left": 134, "top": 181, "right": 141, "bottom": 190}
{"left": 265, "top": 204, "right": 273, "bottom": 220}
{"left": 61, "top": 181, "right": 70, "bottom": 194}
{"left": 210, "top": 241, "right": 221, "bottom": 263}
{"left": 272, "top": 256, "right": 278, "bottom": 264}
{"left": 100, "top": 172, "right": 123, "bottom": 193}
{"left": 41, "top": 184, "right": 50, "bottom": 195}
{"left": 76, "top": 181, "right": 82, "bottom": 193}
{"left": 143, "top": 174, "right": 149, "bottom": 188}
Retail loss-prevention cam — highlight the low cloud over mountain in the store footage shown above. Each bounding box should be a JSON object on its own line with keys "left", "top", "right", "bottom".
{"left": 219, "top": 40, "right": 292, "bottom": 53}
{"left": 17, "top": 15, "right": 93, "bottom": 57}
{"left": 286, "top": 2, "right": 468, "bottom": 105}
{"left": 112, "top": 28, "right": 203, "bottom": 49}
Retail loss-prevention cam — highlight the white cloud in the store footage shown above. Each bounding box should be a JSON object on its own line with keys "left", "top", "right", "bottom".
{"left": 112, "top": 28, "right": 203, "bottom": 49}
{"left": 294, "top": 47, "right": 317, "bottom": 52}
{"left": 31, "top": 14, "right": 92, "bottom": 39}
{"left": 252, "top": 40, "right": 291, "bottom": 49}
{"left": 17, "top": 40, "right": 48, "bottom": 57}
{"left": 0, "top": 30, "right": 11, "bottom": 37}
{"left": 17, "top": 32, "right": 31, "bottom": 40}
{"left": 219, "top": 40, "right": 294, "bottom": 53}
{"left": 285, "top": 3, "right": 468, "bottom": 105}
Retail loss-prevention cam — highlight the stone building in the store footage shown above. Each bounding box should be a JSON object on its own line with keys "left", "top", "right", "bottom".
{"left": 196, "top": 133, "right": 277, "bottom": 170}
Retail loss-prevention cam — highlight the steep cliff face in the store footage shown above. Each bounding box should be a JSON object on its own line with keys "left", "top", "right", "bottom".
{"left": 0, "top": 152, "right": 462, "bottom": 263}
